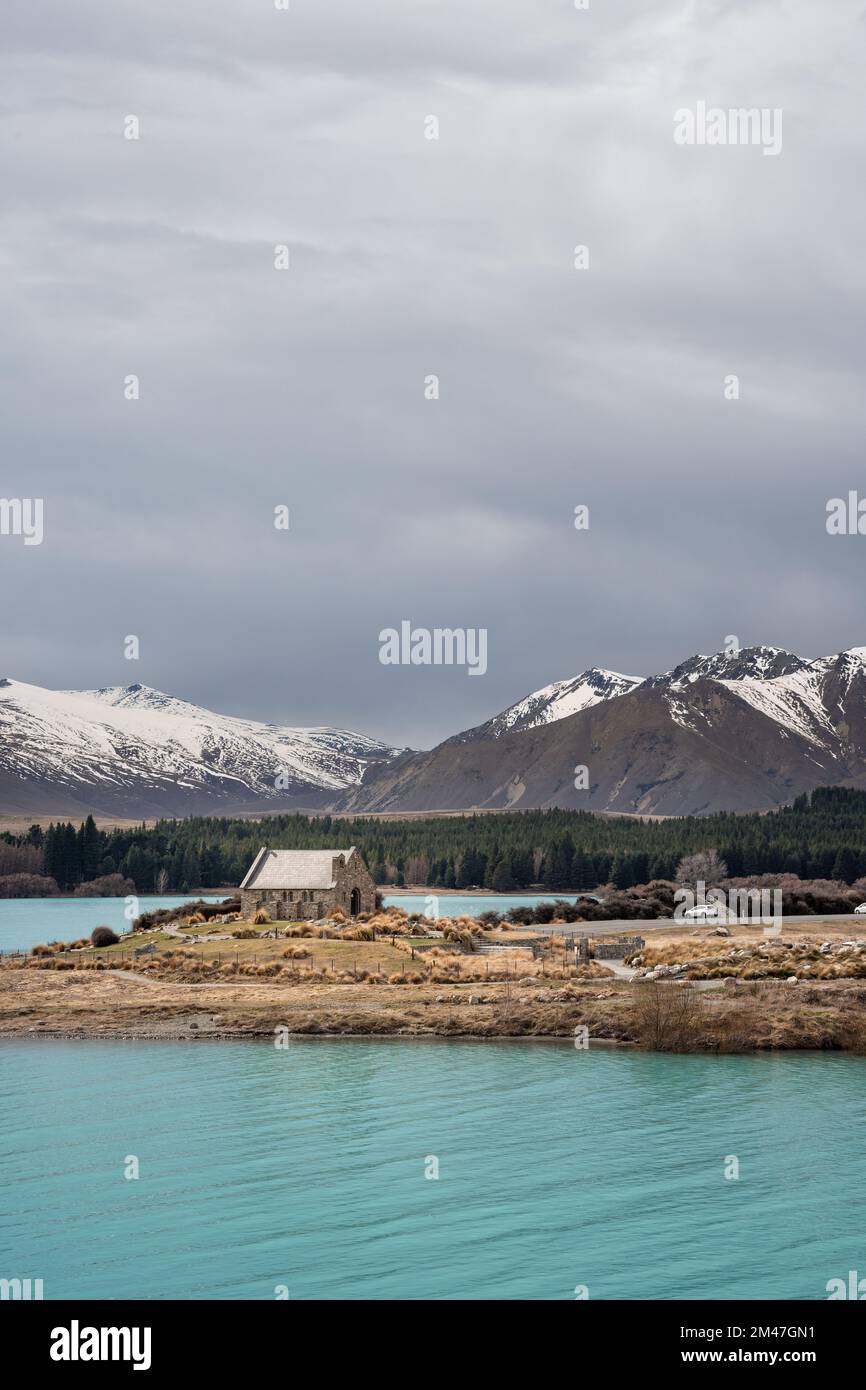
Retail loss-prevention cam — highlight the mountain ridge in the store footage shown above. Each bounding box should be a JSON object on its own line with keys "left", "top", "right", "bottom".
{"left": 4, "top": 646, "right": 866, "bottom": 818}
{"left": 0, "top": 677, "right": 398, "bottom": 818}
{"left": 335, "top": 645, "right": 866, "bottom": 817}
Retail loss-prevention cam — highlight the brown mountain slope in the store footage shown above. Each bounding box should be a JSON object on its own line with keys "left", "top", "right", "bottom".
{"left": 337, "top": 678, "right": 862, "bottom": 816}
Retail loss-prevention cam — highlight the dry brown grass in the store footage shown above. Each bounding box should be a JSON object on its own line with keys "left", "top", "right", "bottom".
{"left": 5, "top": 955, "right": 866, "bottom": 1051}
{"left": 631, "top": 934, "right": 866, "bottom": 982}
{"left": 340, "top": 925, "right": 375, "bottom": 942}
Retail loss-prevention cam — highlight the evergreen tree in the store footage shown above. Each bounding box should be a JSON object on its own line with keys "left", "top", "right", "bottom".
{"left": 631, "top": 852, "right": 649, "bottom": 886}
{"left": 832, "top": 846, "right": 858, "bottom": 884}
{"left": 80, "top": 814, "right": 101, "bottom": 881}
{"left": 62, "top": 823, "right": 80, "bottom": 889}
{"left": 491, "top": 859, "right": 515, "bottom": 892}
{"left": 610, "top": 851, "right": 635, "bottom": 890}
{"left": 594, "top": 851, "right": 613, "bottom": 885}
{"left": 200, "top": 845, "right": 225, "bottom": 887}
{"left": 43, "top": 824, "right": 60, "bottom": 884}
{"left": 180, "top": 848, "right": 202, "bottom": 892}
{"left": 457, "top": 849, "right": 485, "bottom": 888}
{"left": 510, "top": 849, "right": 533, "bottom": 888}
{"left": 18, "top": 787, "right": 866, "bottom": 901}
{"left": 544, "top": 836, "right": 574, "bottom": 890}
{"left": 571, "top": 848, "right": 593, "bottom": 890}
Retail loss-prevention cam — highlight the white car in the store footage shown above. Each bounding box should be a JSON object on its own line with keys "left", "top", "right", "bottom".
{"left": 854, "top": 904, "right": 866, "bottom": 915}
{"left": 683, "top": 905, "right": 721, "bottom": 921}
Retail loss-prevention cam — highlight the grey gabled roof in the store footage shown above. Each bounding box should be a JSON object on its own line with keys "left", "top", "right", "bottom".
{"left": 240, "top": 847, "right": 356, "bottom": 891}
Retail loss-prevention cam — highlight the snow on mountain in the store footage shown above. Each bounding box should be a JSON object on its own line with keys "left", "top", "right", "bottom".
{"left": 460, "top": 648, "right": 806, "bottom": 743}
{"left": 6, "top": 645, "right": 866, "bottom": 820}
{"left": 716, "top": 668, "right": 838, "bottom": 749}
{"left": 718, "top": 648, "right": 866, "bottom": 751}
{"left": 339, "top": 644, "right": 866, "bottom": 817}
{"left": 455, "top": 667, "right": 643, "bottom": 741}
{"left": 646, "top": 645, "right": 808, "bottom": 690}
{"left": 807, "top": 647, "right": 866, "bottom": 689}
{"left": 0, "top": 678, "right": 398, "bottom": 814}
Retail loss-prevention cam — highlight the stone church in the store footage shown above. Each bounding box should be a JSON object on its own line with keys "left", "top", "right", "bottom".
{"left": 239, "top": 847, "right": 377, "bottom": 921}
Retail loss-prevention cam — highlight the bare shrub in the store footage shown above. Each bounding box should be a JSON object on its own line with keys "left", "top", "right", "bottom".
{"left": 675, "top": 851, "right": 728, "bottom": 891}
{"left": 0, "top": 873, "right": 60, "bottom": 898}
{"left": 630, "top": 981, "right": 706, "bottom": 1051}
{"left": 74, "top": 874, "right": 135, "bottom": 898}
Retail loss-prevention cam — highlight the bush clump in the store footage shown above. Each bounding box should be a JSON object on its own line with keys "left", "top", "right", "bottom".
{"left": 133, "top": 897, "right": 240, "bottom": 932}
{"left": 90, "top": 926, "right": 120, "bottom": 948}
{"left": 74, "top": 874, "right": 135, "bottom": 897}
{"left": 0, "top": 873, "right": 61, "bottom": 898}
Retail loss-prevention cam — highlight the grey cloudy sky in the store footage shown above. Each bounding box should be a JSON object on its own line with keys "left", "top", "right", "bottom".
{"left": 2, "top": 0, "right": 866, "bottom": 748}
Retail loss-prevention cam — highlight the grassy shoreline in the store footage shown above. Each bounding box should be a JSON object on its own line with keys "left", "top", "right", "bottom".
{"left": 3, "top": 962, "right": 866, "bottom": 1052}
{"left": 5, "top": 906, "right": 866, "bottom": 1053}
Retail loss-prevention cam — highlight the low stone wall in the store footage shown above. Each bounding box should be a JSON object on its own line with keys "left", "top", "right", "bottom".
{"left": 593, "top": 936, "right": 645, "bottom": 960}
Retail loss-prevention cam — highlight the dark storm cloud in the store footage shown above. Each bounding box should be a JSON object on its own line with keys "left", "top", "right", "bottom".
{"left": 1, "top": 0, "right": 865, "bottom": 746}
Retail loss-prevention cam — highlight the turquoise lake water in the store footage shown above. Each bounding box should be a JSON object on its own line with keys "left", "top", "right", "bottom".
{"left": 0, "top": 893, "right": 575, "bottom": 955}
{"left": 0, "top": 896, "right": 229, "bottom": 955}
{"left": 387, "top": 893, "right": 582, "bottom": 918}
{"left": 1, "top": 1039, "right": 864, "bottom": 1300}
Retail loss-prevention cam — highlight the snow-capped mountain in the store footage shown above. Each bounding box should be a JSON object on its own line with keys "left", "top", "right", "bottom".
{"left": 454, "top": 667, "right": 643, "bottom": 741}
{"left": 7, "top": 647, "right": 866, "bottom": 820}
{"left": 455, "top": 647, "right": 805, "bottom": 743}
{"left": 0, "top": 678, "right": 399, "bottom": 817}
{"left": 715, "top": 648, "right": 866, "bottom": 751}
{"left": 337, "top": 646, "right": 866, "bottom": 817}
{"left": 643, "top": 645, "right": 808, "bottom": 689}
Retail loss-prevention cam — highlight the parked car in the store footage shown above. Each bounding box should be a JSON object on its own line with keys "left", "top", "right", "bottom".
{"left": 683, "top": 905, "right": 721, "bottom": 921}
{"left": 854, "top": 903, "right": 866, "bottom": 915}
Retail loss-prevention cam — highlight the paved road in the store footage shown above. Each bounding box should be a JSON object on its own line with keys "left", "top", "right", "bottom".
{"left": 598, "top": 958, "right": 637, "bottom": 981}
